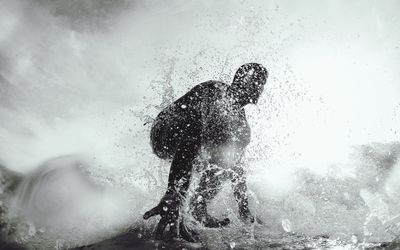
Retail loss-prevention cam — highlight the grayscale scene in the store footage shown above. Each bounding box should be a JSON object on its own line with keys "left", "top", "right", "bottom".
{"left": 1, "top": 0, "right": 400, "bottom": 249}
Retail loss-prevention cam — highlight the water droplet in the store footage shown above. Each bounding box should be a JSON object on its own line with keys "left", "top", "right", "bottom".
{"left": 163, "top": 206, "right": 168, "bottom": 211}
{"left": 26, "top": 222, "right": 36, "bottom": 237}
{"left": 55, "top": 239, "right": 64, "bottom": 250}
{"left": 351, "top": 234, "right": 358, "bottom": 244}
{"left": 282, "top": 219, "right": 292, "bottom": 232}
{"left": 181, "top": 104, "right": 187, "bottom": 109}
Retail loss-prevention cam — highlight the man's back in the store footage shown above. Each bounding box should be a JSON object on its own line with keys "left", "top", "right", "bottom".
{"left": 144, "top": 63, "right": 268, "bottom": 242}
{"left": 150, "top": 80, "right": 250, "bottom": 160}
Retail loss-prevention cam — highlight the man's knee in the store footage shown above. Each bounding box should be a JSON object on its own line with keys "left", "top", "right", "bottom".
{"left": 150, "top": 121, "right": 178, "bottom": 159}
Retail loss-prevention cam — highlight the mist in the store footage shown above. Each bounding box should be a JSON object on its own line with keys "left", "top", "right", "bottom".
{"left": 1, "top": 0, "right": 400, "bottom": 249}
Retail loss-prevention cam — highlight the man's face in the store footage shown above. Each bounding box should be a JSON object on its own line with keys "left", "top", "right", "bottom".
{"left": 248, "top": 79, "right": 265, "bottom": 104}
{"left": 239, "top": 74, "right": 266, "bottom": 104}
{"left": 232, "top": 65, "right": 268, "bottom": 105}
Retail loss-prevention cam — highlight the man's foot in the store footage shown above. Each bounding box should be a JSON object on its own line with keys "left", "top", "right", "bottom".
{"left": 239, "top": 211, "right": 264, "bottom": 225}
{"left": 179, "top": 222, "right": 200, "bottom": 242}
{"left": 191, "top": 205, "right": 230, "bottom": 228}
{"left": 155, "top": 219, "right": 200, "bottom": 243}
{"left": 203, "top": 215, "right": 230, "bottom": 228}
{"left": 241, "top": 213, "right": 255, "bottom": 224}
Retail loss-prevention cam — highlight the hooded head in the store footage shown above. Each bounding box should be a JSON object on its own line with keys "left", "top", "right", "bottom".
{"left": 230, "top": 63, "right": 268, "bottom": 106}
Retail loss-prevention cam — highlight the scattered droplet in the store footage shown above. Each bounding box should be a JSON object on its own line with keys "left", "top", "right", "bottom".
{"left": 230, "top": 241, "right": 236, "bottom": 249}
{"left": 163, "top": 206, "right": 168, "bottom": 211}
{"left": 282, "top": 219, "right": 292, "bottom": 233}
{"left": 351, "top": 234, "right": 358, "bottom": 244}
{"left": 55, "top": 239, "right": 64, "bottom": 250}
{"left": 181, "top": 104, "right": 187, "bottom": 109}
{"left": 27, "top": 222, "right": 36, "bottom": 237}
{"left": 137, "top": 233, "right": 142, "bottom": 239}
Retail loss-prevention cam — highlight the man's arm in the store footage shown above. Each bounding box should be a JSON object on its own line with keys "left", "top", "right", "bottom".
{"left": 143, "top": 120, "right": 201, "bottom": 241}
{"left": 143, "top": 81, "right": 207, "bottom": 241}
{"left": 231, "top": 165, "right": 253, "bottom": 222}
{"left": 166, "top": 132, "right": 201, "bottom": 198}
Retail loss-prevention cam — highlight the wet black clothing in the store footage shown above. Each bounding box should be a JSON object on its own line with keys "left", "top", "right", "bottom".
{"left": 145, "top": 63, "right": 267, "bottom": 241}
{"left": 150, "top": 81, "right": 251, "bottom": 195}
{"left": 150, "top": 80, "right": 253, "bottom": 228}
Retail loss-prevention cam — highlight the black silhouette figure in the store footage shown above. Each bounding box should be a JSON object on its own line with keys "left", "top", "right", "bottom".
{"left": 143, "top": 63, "right": 268, "bottom": 242}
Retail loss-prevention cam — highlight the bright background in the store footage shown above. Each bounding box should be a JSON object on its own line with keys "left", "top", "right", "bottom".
{"left": 1, "top": 0, "right": 400, "bottom": 247}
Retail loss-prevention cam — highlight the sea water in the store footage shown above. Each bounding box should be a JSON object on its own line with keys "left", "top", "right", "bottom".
{"left": 1, "top": 0, "right": 400, "bottom": 249}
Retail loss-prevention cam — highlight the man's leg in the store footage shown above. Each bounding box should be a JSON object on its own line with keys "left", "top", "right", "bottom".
{"left": 150, "top": 113, "right": 184, "bottom": 160}
{"left": 231, "top": 167, "right": 254, "bottom": 223}
{"left": 190, "top": 167, "right": 230, "bottom": 227}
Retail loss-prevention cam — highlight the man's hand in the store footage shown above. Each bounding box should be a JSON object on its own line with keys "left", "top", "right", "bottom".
{"left": 143, "top": 192, "right": 200, "bottom": 242}
{"left": 143, "top": 193, "right": 180, "bottom": 240}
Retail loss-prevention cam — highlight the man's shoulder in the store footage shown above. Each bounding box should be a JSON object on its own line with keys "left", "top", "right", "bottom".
{"left": 189, "top": 81, "right": 228, "bottom": 96}
{"left": 176, "top": 81, "right": 228, "bottom": 104}
{"left": 197, "top": 80, "right": 228, "bottom": 90}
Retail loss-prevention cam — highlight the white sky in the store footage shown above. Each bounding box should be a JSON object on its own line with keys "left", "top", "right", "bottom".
{"left": 0, "top": 0, "right": 399, "bottom": 173}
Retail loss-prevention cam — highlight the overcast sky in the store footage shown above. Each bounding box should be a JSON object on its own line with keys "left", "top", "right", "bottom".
{"left": 0, "top": 0, "right": 399, "bottom": 172}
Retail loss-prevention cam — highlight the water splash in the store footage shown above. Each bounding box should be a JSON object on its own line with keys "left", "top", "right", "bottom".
{"left": 1, "top": 0, "right": 400, "bottom": 249}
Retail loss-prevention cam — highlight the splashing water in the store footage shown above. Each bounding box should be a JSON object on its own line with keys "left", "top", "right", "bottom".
{"left": 1, "top": 155, "right": 144, "bottom": 248}
{"left": 1, "top": 0, "right": 400, "bottom": 249}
